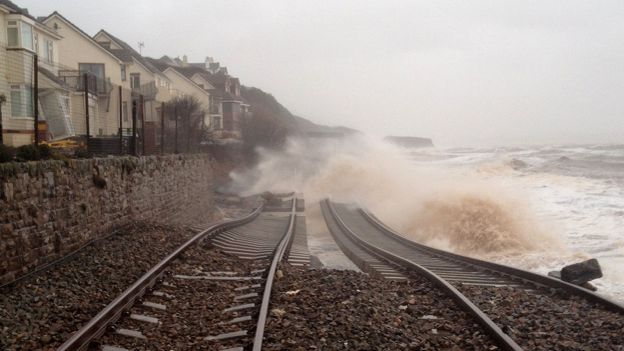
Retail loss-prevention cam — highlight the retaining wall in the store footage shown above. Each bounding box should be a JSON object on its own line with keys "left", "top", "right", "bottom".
{"left": 0, "top": 154, "right": 216, "bottom": 284}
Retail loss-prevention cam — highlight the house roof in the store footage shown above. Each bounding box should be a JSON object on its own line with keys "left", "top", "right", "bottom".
{"left": 94, "top": 29, "right": 162, "bottom": 75}
{"left": 144, "top": 57, "right": 169, "bottom": 72}
{"left": 0, "top": 0, "right": 22, "bottom": 13}
{"left": 0, "top": 1, "right": 62, "bottom": 38}
{"left": 163, "top": 67, "right": 210, "bottom": 97}
{"left": 42, "top": 12, "right": 122, "bottom": 63}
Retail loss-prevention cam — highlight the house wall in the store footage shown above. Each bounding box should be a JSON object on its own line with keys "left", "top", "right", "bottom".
{"left": 0, "top": 154, "right": 217, "bottom": 284}
{"left": 3, "top": 49, "right": 34, "bottom": 146}
{"left": 43, "top": 17, "right": 124, "bottom": 86}
{"left": 164, "top": 70, "right": 210, "bottom": 127}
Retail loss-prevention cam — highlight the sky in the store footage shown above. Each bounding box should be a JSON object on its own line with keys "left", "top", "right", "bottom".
{"left": 17, "top": 0, "right": 624, "bottom": 146}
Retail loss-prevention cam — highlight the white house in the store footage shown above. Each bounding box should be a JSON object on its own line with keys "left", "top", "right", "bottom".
{"left": 1, "top": 0, "right": 64, "bottom": 146}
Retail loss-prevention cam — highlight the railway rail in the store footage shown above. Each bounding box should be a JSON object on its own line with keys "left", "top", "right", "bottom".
{"left": 321, "top": 199, "right": 624, "bottom": 351}
{"left": 57, "top": 194, "right": 301, "bottom": 351}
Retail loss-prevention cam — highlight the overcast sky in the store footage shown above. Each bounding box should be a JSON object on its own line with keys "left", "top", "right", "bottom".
{"left": 18, "top": 0, "right": 624, "bottom": 146}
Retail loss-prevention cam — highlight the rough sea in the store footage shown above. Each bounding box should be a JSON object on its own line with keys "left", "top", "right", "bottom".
{"left": 408, "top": 144, "right": 624, "bottom": 303}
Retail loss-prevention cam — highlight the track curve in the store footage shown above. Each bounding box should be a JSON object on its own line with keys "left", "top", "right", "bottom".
{"left": 322, "top": 199, "right": 624, "bottom": 350}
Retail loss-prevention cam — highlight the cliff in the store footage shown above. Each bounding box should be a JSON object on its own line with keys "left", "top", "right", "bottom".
{"left": 240, "top": 86, "right": 358, "bottom": 155}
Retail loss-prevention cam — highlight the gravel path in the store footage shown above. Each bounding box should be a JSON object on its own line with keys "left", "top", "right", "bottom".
{"left": 263, "top": 266, "right": 499, "bottom": 350}
{"left": 461, "top": 285, "right": 624, "bottom": 350}
{"left": 0, "top": 222, "right": 195, "bottom": 351}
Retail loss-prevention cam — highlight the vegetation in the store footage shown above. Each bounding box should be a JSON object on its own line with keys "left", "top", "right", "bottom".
{"left": 165, "top": 95, "right": 206, "bottom": 153}
{"left": 0, "top": 144, "right": 70, "bottom": 163}
{"left": 0, "top": 144, "right": 14, "bottom": 163}
{"left": 240, "top": 86, "right": 298, "bottom": 161}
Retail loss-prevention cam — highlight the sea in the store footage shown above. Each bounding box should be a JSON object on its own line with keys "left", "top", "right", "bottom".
{"left": 234, "top": 137, "right": 624, "bottom": 303}
{"left": 407, "top": 144, "right": 624, "bottom": 303}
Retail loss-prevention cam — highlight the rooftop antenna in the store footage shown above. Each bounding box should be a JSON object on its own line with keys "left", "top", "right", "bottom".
{"left": 138, "top": 41, "right": 144, "bottom": 54}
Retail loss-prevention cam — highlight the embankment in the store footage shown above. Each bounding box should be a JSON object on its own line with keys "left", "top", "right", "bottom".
{"left": 0, "top": 154, "right": 218, "bottom": 285}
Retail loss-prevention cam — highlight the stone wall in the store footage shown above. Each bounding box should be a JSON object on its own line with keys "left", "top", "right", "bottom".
{"left": 0, "top": 154, "right": 216, "bottom": 284}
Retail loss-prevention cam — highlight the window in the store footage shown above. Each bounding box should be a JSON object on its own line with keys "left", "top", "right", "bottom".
{"left": 130, "top": 73, "right": 140, "bottom": 90}
{"left": 79, "top": 63, "right": 105, "bottom": 92}
{"left": 20, "top": 22, "right": 33, "bottom": 50}
{"left": 212, "top": 116, "right": 222, "bottom": 129}
{"left": 10, "top": 85, "right": 34, "bottom": 118}
{"left": 7, "top": 21, "right": 18, "bottom": 47}
{"left": 44, "top": 39, "right": 54, "bottom": 63}
{"left": 121, "top": 65, "right": 126, "bottom": 81}
{"left": 122, "top": 101, "right": 128, "bottom": 121}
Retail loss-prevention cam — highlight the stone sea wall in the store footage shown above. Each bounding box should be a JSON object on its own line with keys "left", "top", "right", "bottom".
{"left": 0, "top": 154, "right": 216, "bottom": 284}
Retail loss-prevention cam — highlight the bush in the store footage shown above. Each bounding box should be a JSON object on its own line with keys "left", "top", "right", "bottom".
{"left": 16, "top": 144, "right": 41, "bottom": 161}
{"left": 0, "top": 144, "right": 15, "bottom": 163}
{"left": 38, "top": 144, "right": 52, "bottom": 159}
{"left": 74, "top": 148, "right": 90, "bottom": 158}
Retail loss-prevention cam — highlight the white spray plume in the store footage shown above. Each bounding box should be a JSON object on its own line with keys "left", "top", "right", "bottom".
{"left": 230, "top": 135, "right": 560, "bottom": 256}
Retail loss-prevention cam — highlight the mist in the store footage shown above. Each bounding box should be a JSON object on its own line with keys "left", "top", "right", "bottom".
{"left": 230, "top": 135, "right": 561, "bottom": 257}
{"left": 16, "top": 0, "right": 624, "bottom": 146}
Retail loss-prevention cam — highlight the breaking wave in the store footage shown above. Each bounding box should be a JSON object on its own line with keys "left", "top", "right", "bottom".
{"left": 230, "top": 135, "right": 559, "bottom": 256}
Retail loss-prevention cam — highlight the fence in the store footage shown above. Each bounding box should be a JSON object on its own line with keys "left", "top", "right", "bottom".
{"left": 0, "top": 44, "right": 207, "bottom": 156}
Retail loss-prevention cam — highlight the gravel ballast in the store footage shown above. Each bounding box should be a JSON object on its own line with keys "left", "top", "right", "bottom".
{"left": 94, "top": 245, "right": 264, "bottom": 350}
{"left": 461, "top": 285, "right": 624, "bottom": 351}
{"left": 264, "top": 266, "right": 499, "bottom": 350}
{"left": 0, "top": 222, "right": 195, "bottom": 350}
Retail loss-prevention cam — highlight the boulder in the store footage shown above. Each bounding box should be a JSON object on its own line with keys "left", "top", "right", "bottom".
{"left": 547, "top": 270, "right": 561, "bottom": 279}
{"left": 561, "top": 258, "right": 602, "bottom": 285}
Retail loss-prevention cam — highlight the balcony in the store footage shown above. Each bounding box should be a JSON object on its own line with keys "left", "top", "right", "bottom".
{"left": 57, "top": 70, "right": 112, "bottom": 96}
{"left": 132, "top": 81, "right": 158, "bottom": 101}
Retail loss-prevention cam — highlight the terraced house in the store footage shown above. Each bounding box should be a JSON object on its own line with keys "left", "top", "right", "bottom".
{"left": 1, "top": 1, "right": 246, "bottom": 149}
{"left": 40, "top": 11, "right": 127, "bottom": 141}
{"left": 92, "top": 29, "right": 174, "bottom": 153}
{"left": 0, "top": 0, "right": 65, "bottom": 146}
{"left": 151, "top": 55, "right": 249, "bottom": 141}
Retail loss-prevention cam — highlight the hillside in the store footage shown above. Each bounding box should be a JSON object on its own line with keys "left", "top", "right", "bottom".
{"left": 240, "top": 86, "right": 358, "bottom": 152}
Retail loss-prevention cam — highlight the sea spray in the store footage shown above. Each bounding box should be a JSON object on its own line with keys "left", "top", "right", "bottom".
{"left": 230, "top": 135, "right": 560, "bottom": 256}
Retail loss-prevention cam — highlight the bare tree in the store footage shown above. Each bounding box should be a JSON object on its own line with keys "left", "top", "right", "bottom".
{"left": 165, "top": 95, "right": 206, "bottom": 153}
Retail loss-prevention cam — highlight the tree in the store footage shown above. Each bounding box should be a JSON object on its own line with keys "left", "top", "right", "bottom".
{"left": 165, "top": 95, "right": 206, "bottom": 153}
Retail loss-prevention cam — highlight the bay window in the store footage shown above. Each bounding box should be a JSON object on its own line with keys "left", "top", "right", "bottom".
{"left": 20, "top": 22, "right": 33, "bottom": 50}
{"left": 10, "top": 85, "right": 34, "bottom": 118}
{"left": 6, "top": 20, "right": 35, "bottom": 51}
{"left": 7, "top": 21, "right": 19, "bottom": 47}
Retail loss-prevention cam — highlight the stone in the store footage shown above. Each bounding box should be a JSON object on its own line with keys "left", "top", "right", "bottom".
{"left": 561, "top": 258, "right": 602, "bottom": 285}
{"left": 548, "top": 271, "right": 561, "bottom": 279}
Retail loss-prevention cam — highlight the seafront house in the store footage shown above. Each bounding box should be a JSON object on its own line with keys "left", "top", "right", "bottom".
{"left": 0, "top": 0, "right": 66, "bottom": 146}
{"left": 155, "top": 55, "right": 249, "bottom": 141}
{"left": 147, "top": 59, "right": 211, "bottom": 124}
{"left": 92, "top": 30, "right": 173, "bottom": 153}
{"left": 41, "top": 11, "right": 129, "bottom": 143}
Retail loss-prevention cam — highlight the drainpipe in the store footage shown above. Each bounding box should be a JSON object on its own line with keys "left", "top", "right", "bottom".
{"left": 0, "top": 94, "right": 6, "bottom": 145}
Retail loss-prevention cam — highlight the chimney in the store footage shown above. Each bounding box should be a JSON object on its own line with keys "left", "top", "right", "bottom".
{"left": 182, "top": 55, "right": 188, "bottom": 66}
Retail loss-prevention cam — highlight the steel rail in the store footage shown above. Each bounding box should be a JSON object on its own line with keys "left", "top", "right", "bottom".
{"left": 252, "top": 196, "right": 298, "bottom": 351}
{"left": 323, "top": 199, "right": 523, "bottom": 351}
{"left": 57, "top": 204, "right": 265, "bottom": 351}
{"left": 359, "top": 208, "right": 624, "bottom": 314}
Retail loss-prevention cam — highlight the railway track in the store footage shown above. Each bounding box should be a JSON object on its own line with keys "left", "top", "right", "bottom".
{"left": 56, "top": 194, "right": 303, "bottom": 351}
{"left": 322, "top": 199, "right": 624, "bottom": 350}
